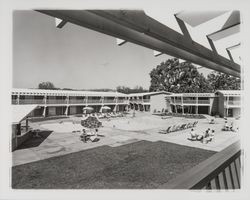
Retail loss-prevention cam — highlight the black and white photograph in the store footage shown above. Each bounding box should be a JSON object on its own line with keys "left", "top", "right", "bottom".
{"left": 0, "top": 0, "right": 250, "bottom": 199}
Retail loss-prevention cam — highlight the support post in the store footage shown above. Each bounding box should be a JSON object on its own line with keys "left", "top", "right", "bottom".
{"left": 43, "top": 106, "right": 46, "bottom": 118}
{"left": 26, "top": 118, "right": 29, "bottom": 132}
{"left": 196, "top": 94, "right": 198, "bottom": 114}
{"left": 17, "top": 94, "right": 20, "bottom": 105}
{"left": 65, "top": 106, "right": 68, "bottom": 116}
{"left": 226, "top": 96, "right": 229, "bottom": 117}
{"left": 181, "top": 96, "right": 184, "bottom": 114}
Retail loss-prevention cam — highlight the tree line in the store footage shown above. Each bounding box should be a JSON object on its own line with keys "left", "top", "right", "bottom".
{"left": 149, "top": 58, "right": 241, "bottom": 93}
{"left": 38, "top": 58, "right": 240, "bottom": 93}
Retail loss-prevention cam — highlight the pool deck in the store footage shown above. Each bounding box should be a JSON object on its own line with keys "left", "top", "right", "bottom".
{"left": 12, "top": 112, "right": 240, "bottom": 166}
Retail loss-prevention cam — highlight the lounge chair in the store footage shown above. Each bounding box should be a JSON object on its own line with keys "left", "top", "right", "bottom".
{"left": 180, "top": 124, "right": 186, "bottom": 130}
{"left": 192, "top": 121, "right": 198, "bottom": 127}
{"left": 172, "top": 125, "right": 179, "bottom": 132}
{"left": 170, "top": 125, "right": 177, "bottom": 132}
{"left": 187, "top": 134, "right": 197, "bottom": 141}
{"left": 187, "top": 123, "right": 192, "bottom": 128}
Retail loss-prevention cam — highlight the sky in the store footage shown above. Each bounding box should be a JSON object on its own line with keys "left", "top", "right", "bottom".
{"left": 13, "top": 10, "right": 240, "bottom": 90}
{"left": 13, "top": 11, "right": 172, "bottom": 90}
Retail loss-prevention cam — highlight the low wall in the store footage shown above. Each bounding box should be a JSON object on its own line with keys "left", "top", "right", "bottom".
{"left": 12, "top": 131, "right": 33, "bottom": 151}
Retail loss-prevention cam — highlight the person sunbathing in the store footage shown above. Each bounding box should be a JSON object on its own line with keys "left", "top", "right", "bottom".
{"left": 89, "top": 130, "right": 99, "bottom": 142}
{"left": 187, "top": 128, "right": 197, "bottom": 141}
{"left": 196, "top": 132, "right": 205, "bottom": 141}
{"left": 80, "top": 129, "right": 88, "bottom": 142}
{"left": 223, "top": 121, "right": 230, "bottom": 131}
{"left": 204, "top": 130, "right": 215, "bottom": 143}
{"left": 229, "top": 122, "right": 234, "bottom": 131}
{"left": 209, "top": 119, "right": 215, "bottom": 124}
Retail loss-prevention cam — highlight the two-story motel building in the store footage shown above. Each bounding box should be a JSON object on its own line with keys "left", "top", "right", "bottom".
{"left": 12, "top": 88, "right": 241, "bottom": 118}
{"left": 169, "top": 90, "right": 241, "bottom": 117}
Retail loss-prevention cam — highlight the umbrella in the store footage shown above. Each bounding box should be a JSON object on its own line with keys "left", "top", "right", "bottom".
{"left": 101, "top": 106, "right": 111, "bottom": 113}
{"left": 83, "top": 106, "right": 94, "bottom": 114}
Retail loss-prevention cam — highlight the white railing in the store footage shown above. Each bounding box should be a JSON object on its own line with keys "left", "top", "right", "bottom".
{"left": 69, "top": 99, "right": 86, "bottom": 104}
{"left": 103, "top": 99, "right": 116, "bottom": 103}
{"left": 227, "top": 101, "right": 241, "bottom": 106}
{"left": 19, "top": 99, "right": 45, "bottom": 104}
{"left": 12, "top": 99, "right": 18, "bottom": 104}
{"left": 118, "top": 100, "right": 129, "bottom": 104}
{"left": 198, "top": 100, "right": 210, "bottom": 104}
{"left": 170, "top": 100, "right": 210, "bottom": 104}
{"left": 183, "top": 100, "right": 197, "bottom": 104}
{"left": 130, "top": 99, "right": 143, "bottom": 103}
{"left": 87, "top": 99, "right": 102, "bottom": 104}
{"left": 47, "top": 99, "right": 66, "bottom": 104}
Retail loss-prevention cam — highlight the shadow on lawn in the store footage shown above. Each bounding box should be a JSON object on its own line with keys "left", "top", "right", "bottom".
{"left": 17, "top": 131, "right": 53, "bottom": 150}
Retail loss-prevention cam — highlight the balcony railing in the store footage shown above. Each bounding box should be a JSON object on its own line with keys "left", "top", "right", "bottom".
{"left": 130, "top": 99, "right": 143, "bottom": 103}
{"left": 18, "top": 99, "right": 45, "bottom": 104}
{"left": 160, "top": 141, "right": 241, "bottom": 189}
{"left": 12, "top": 99, "right": 18, "bottom": 104}
{"left": 143, "top": 99, "right": 150, "bottom": 103}
{"left": 117, "top": 99, "right": 126, "bottom": 103}
{"left": 87, "top": 99, "right": 102, "bottom": 104}
{"left": 227, "top": 101, "right": 241, "bottom": 106}
{"left": 47, "top": 99, "right": 66, "bottom": 104}
{"left": 170, "top": 100, "right": 210, "bottom": 104}
{"left": 68, "top": 99, "right": 86, "bottom": 104}
{"left": 198, "top": 100, "right": 210, "bottom": 104}
{"left": 103, "top": 99, "right": 116, "bottom": 103}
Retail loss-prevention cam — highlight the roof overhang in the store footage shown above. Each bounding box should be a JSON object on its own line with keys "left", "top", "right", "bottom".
{"left": 12, "top": 105, "right": 38, "bottom": 124}
{"left": 37, "top": 10, "right": 241, "bottom": 77}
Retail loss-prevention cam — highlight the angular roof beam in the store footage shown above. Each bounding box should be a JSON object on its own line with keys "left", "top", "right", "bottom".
{"left": 89, "top": 10, "right": 240, "bottom": 75}
{"left": 55, "top": 17, "right": 67, "bottom": 28}
{"left": 37, "top": 10, "right": 240, "bottom": 77}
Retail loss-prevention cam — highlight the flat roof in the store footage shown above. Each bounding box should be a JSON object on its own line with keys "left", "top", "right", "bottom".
{"left": 12, "top": 105, "right": 37, "bottom": 124}
{"left": 216, "top": 90, "right": 241, "bottom": 96}
{"left": 169, "top": 93, "right": 216, "bottom": 97}
{"left": 12, "top": 88, "right": 128, "bottom": 97}
{"left": 128, "top": 91, "right": 172, "bottom": 97}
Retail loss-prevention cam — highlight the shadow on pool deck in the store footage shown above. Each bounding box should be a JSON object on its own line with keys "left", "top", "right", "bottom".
{"left": 17, "top": 131, "right": 53, "bottom": 150}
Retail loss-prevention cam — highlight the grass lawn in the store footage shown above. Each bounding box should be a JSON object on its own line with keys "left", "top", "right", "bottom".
{"left": 12, "top": 140, "right": 215, "bottom": 189}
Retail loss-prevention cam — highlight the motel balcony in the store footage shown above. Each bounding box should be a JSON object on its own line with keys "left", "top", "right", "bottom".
{"left": 170, "top": 100, "right": 210, "bottom": 104}
{"left": 46, "top": 99, "right": 67, "bottom": 104}
{"left": 68, "top": 99, "right": 86, "bottom": 104}
{"left": 143, "top": 99, "right": 150, "bottom": 103}
{"left": 103, "top": 99, "right": 116, "bottom": 104}
{"left": 130, "top": 99, "right": 143, "bottom": 104}
{"left": 226, "top": 101, "right": 241, "bottom": 107}
{"left": 198, "top": 100, "right": 210, "bottom": 104}
{"left": 17, "top": 99, "right": 45, "bottom": 105}
{"left": 87, "top": 99, "right": 102, "bottom": 104}
{"left": 117, "top": 99, "right": 129, "bottom": 104}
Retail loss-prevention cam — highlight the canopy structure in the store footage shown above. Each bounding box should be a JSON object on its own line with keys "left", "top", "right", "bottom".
{"left": 12, "top": 105, "right": 37, "bottom": 124}
{"left": 37, "top": 10, "right": 241, "bottom": 77}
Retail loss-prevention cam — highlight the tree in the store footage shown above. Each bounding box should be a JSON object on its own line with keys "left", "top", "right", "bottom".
{"left": 116, "top": 85, "right": 148, "bottom": 94}
{"left": 149, "top": 58, "right": 213, "bottom": 93}
{"left": 207, "top": 71, "right": 241, "bottom": 91}
{"left": 38, "top": 81, "right": 56, "bottom": 90}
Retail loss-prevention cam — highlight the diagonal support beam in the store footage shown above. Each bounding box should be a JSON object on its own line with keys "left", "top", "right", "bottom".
{"left": 55, "top": 17, "right": 67, "bottom": 28}
{"left": 174, "top": 14, "right": 192, "bottom": 41}
{"left": 153, "top": 50, "right": 163, "bottom": 57}
{"left": 89, "top": 10, "right": 240, "bottom": 75}
{"left": 116, "top": 38, "right": 127, "bottom": 46}
{"left": 37, "top": 10, "right": 240, "bottom": 77}
{"left": 206, "top": 36, "right": 218, "bottom": 55}
{"left": 226, "top": 43, "right": 241, "bottom": 62}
